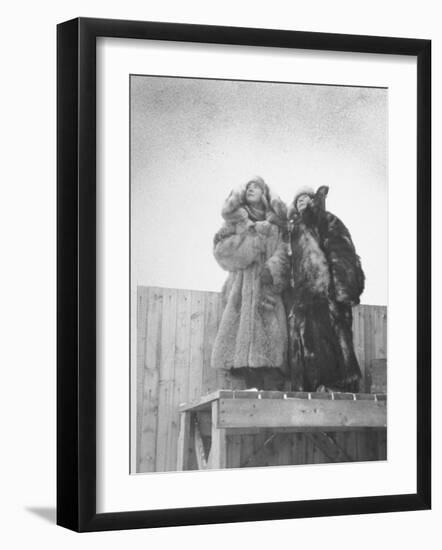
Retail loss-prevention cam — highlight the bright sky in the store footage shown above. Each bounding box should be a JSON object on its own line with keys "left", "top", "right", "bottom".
{"left": 131, "top": 75, "right": 387, "bottom": 306}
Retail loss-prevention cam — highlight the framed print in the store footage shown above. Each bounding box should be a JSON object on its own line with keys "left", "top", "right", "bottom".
{"left": 57, "top": 17, "right": 431, "bottom": 532}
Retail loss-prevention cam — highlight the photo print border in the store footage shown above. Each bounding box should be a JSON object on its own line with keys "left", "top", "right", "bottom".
{"left": 57, "top": 17, "right": 431, "bottom": 532}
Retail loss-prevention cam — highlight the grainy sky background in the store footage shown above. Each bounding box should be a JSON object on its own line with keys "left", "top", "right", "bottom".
{"left": 131, "top": 75, "right": 387, "bottom": 305}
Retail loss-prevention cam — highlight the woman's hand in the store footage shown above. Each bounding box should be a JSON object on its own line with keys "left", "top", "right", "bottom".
{"left": 260, "top": 265, "right": 273, "bottom": 286}
{"left": 254, "top": 220, "right": 271, "bottom": 235}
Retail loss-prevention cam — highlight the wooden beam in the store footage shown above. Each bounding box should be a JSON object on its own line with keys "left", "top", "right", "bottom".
{"left": 176, "top": 412, "right": 191, "bottom": 471}
{"left": 305, "top": 432, "right": 353, "bottom": 462}
{"left": 194, "top": 411, "right": 212, "bottom": 437}
{"left": 218, "top": 397, "right": 386, "bottom": 430}
{"left": 208, "top": 401, "right": 227, "bottom": 469}
{"left": 241, "top": 434, "right": 277, "bottom": 468}
{"left": 179, "top": 390, "right": 223, "bottom": 412}
{"left": 193, "top": 417, "right": 208, "bottom": 470}
{"left": 179, "top": 390, "right": 386, "bottom": 412}
{"left": 224, "top": 426, "right": 374, "bottom": 435}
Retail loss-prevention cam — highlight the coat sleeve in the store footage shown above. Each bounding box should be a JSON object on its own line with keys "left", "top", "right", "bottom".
{"left": 265, "top": 235, "right": 290, "bottom": 293}
{"left": 214, "top": 226, "right": 263, "bottom": 271}
{"left": 321, "top": 213, "right": 365, "bottom": 304}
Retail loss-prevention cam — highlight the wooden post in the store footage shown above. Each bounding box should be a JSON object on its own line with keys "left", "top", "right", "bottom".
{"left": 193, "top": 416, "right": 208, "bottom": 470}
{"left": 208, "top": 400, "right": 227, "bottom": 469}
{"left": 176, "top": 412, "right": 191, "bottom": 471}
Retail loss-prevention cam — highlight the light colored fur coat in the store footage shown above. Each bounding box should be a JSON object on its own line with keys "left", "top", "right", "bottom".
{"left": 211, "top": 186, "right": 290, "bottom": 371}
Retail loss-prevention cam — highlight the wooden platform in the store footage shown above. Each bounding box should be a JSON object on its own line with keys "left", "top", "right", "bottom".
{"left": 177, "top": 390, "right": 387, "bottom": 470}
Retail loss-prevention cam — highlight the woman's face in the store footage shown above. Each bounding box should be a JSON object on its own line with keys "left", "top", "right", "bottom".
{"left": 246, "top": 182, "right": 264, "bottom": 206}
{"left": 296, "top": 194, "right": 312, "bottom": 213}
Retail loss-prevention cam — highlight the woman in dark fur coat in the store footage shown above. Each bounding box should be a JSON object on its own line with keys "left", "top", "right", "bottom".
{"left": 211, "top": 177, "right": 290, "bottom": 390}
{"left": 287, "top": 186, "right": 365, "bottom": 392}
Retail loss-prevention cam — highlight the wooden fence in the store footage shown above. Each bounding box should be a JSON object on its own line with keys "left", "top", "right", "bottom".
{"left": 136, "top": 286, "right": 387, "bottom": 473}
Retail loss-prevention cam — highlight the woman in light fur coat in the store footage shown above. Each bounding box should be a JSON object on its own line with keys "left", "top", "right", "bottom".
{"left": 211, "top": 177, "right": 290, "bottom": 390}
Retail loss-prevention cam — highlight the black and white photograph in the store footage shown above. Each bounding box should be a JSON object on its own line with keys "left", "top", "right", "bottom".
{"left": 0, "top": 0, "right": 434, "bottom": 544}
{"left": 131, "top": 75, "right": 388, "bottom": 474}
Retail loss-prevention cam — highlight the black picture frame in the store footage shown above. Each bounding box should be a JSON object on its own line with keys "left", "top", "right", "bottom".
{"left": 57, "top": 17, "right": 431, "bottom": 532}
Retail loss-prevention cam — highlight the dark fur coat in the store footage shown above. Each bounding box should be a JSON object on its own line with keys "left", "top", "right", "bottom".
{"left": 287, "top": 186, "right": 365, "bottom": 392}
{"left": 211, "top": 185, "right": 290, "bottom": 373}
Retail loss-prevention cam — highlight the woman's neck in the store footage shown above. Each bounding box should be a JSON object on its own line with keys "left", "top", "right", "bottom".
{"left": 245, "top": 202, "right": 266, "bottom": 221}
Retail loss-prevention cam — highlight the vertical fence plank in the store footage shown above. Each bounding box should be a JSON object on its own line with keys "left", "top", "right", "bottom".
{"left": 364, "top": 305, "right": 374, "bottom": 391}
{"left": 382, "top": 308, "right": 388, "bottom": 393}
{"left": 305, "top": 433, "right": 315, "bottom": 464}
{"left": 167, "top": 289, "right": 192, "bottom": 472}
{"left": 276, "top": 434, "right": 292, "bottom": 465}
{"left": 188, "top": 291, "right": 205, "bottom": 403}
{"left": 202, "top": 291, "right": 221, "bottom": 394}
{"left": 291, "top": 433, "right": 306, "bottom": 465}
{"left": 346, "top": 431, "right": 358, "bottom": 462}
{"left": 373, "top": 307, "right": 380, "bottom": 363}
{"left": 375, "top": 307, "right": 387, "bottom": 392}
{"left": 214, "top": 296, "right": 234, "bottom": 389}
{"left": 254, "top": 432, "right": 271, "bottom": 467}
{"left": 138, "top": 288, "right": 163, "bottom": 473}
{"left": 240, "top": 434, "right": 255, "bottom": 468}
{"left": 155, "top": 289, "right": 178, "bottom": 472}
{"left": 379, "top": 307, "right": 387, "bottom": 357}
{"left": 353, "top": 305, "right": 366, "bottom": 390}
{"left": 227, "top": 434, "right": 242, "bottom": 469}
{"left": 355, "top": 430, "right": 368, "bottom": 461}
{"left": 136, "top": 287, "right": 149, "bottom": 471}
{"left": 333, "top": 432, "right": 347, "bottom": 463}
{"left": 377, "top": 429, "right": 387, "bottom": 460}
